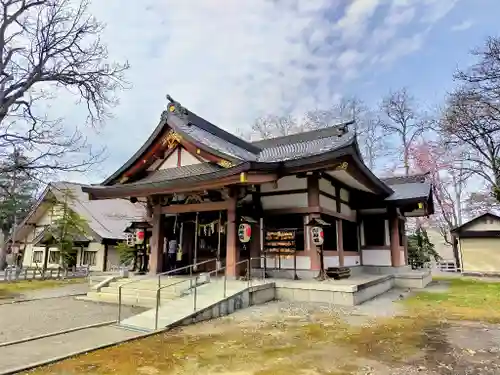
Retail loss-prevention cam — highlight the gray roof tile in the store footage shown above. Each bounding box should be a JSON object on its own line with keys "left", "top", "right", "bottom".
{"left": 385, "top": 181, "right": 431, "bottom": 201}
{"left": 141, "top": 163, "right": 222, "bottom": 184}
{"left": 257, "top": 132, "right": 355, "bottom": 162}
{"left": 170, "top": 116, "right": 258, "bottom": 161}
{"left": 51, "top": 182, "right": 146, "bottom": 239}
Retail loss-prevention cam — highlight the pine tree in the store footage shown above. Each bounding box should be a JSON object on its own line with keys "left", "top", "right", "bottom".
{"left": 0, "top": 150, "right": 39, "bottom": 269}
{"left": 407, "top": 227, "right": 441, "bottom": 269}
{"left": 48, "top": 188, "right": 88, "bottom": 271}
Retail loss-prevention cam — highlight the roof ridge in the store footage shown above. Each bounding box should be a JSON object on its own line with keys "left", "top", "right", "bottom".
{"left": 251, "top": 121, "right": 353, "bottom": 149}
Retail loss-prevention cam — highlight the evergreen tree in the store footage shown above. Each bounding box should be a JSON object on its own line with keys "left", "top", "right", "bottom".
{"left": 48, "top": 188, "right": 88, "bottom": 271}
{"left": 0, "top": 150, "right": 39, "bottom": 269}
{"left": 407, "top": 227, "right": 441, "bottom": 269}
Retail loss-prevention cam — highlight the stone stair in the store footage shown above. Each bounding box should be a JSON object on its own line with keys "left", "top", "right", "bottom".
{"left": 79, "top": 276, "right": 207, "bottom": 308}
{"left": 119, "top": 279, "right": 275, "bottom": 331}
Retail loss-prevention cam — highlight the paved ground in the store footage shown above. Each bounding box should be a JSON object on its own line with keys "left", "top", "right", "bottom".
{"left": 0, "top": 325, "right": 142, "bottom": 374}
{"left": 0, "top": 295, "right": 146, "bottom": 343}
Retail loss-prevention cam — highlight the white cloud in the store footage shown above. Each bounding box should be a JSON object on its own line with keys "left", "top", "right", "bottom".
{"left": 53, "top": 0, "right": 463, "bottom": 183}
{"left": 451, "top": 20, "right": 474, "bottom": 31}
{"left": 421, "top": 0, "right": 459, "bottom": 23}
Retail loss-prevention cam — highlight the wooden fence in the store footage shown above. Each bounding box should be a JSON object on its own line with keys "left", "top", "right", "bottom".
{"left": 2, "top": 265, "right": 90, "bottom": 282}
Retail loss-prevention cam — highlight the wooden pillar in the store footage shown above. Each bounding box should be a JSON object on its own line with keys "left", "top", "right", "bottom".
{"left": 389, "top": 208, "right": 401, "bottom": 267}
{"left": 337, "top": 220, "right": 344, "bottom": 267}
{"left": 307, "top": 174, "right": 321, "bottom": 270}
{"left": 149, "top": 204, "right": 165, "bottom": 274}
{"left": 225, "top": 193, "right": 238, "bottom": 277}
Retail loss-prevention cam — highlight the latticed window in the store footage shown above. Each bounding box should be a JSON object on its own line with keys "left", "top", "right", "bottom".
{"left": 49, "top": 251, "right": 60, "bottom": 264}
{"left": 82, "top": 251, "right": 97, "bottom": 266}
{"left": 33, "top": 251, "right": 43, "bottom": 263}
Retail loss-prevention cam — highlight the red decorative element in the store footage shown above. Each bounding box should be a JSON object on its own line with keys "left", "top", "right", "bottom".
{"left": 135, "top": 229, "right": 145, "bottom": 245}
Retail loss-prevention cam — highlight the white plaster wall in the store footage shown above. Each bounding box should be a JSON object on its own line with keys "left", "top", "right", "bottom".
{"left": 319, "top": 178, "right": 336, "bottom": 196}
{"left": 260, "top": 256, "right": 311, "bottom": 270}
{"left": 341, "top": 203, "right": 351, "bottom": 216}
{"left": 360, "top": 222, "right": 365, "bottom": 246}
{"left": 262, "top": 193, "right": 308, "bottom": 209}
{"left": 344, "top": 255, "right": 361, "bottom": 266}
{"left": 400, "top": 250, "right": 406, "bottom": 266}
{"left": 260, "top": 176, "right": 307, "bottom": 193}
{"left": 180, "top": 148, "right": 201, "bottom": 166}
{"left": 384, "top": 220, "right": 390, "bottom": 246}
{"left": 361, "top": 249, "right": 392, "bottom": 266}
{"left": 340, "top": 188, "right": 349, "bottom": 201}
{"left": 319, "top": 194, "right": 336, "bottom": 212}
{"left": 158, "top": 149, "right": 178, "bottom": 170}
{"left": 324, "top": 256, "right": 340, "bottom": 268}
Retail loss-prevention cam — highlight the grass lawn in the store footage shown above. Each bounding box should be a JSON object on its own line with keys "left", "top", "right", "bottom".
{"left": 23, "top": 277, "right": 500, "bottom": 375}
{"left": 0, "top": 278, "right": 86, "bottom": 299}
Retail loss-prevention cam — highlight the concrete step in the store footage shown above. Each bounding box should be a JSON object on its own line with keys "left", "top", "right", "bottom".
{"left": 109, "top": 278, "right": 195, "bottom": 290}
{"left": 80, "top": 291, "right": 181, "bottom": 308}
{"left": 99, "top": 286, "right": 181, "bottom": 299}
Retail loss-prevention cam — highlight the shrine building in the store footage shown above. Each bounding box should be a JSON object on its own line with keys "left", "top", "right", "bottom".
{"left": 82, "top": 96, "right": 434, "bottom": 279}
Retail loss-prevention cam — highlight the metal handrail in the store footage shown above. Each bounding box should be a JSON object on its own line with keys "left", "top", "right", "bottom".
{"left": 153, "top": 276, "right": 199, "bottom": 330}
{"left": 157, "top": 258, "right": 217, "bottom": 288}
{"left": 153, "top": 258, "right": 249, "bottom": 330}
{"left": 117, "top": 258, "right": 217, "bottom": 323}
{"left": 148, "top": 256, "right": 269, "bottom": 331}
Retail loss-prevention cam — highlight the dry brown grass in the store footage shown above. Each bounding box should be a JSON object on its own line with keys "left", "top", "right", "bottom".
{"left": 24, "top": 277, "right": 500, "bottom": 375}
{"left": 24, "top": 311, "right": 443, "bottom": 375}
{"left": 404, "top": 277, "right": 500, "bottom": 323}
{"left": 0, "top": 278, "right": 85, "bottom": 299}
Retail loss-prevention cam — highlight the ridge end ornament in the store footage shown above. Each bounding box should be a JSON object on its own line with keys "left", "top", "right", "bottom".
{"left": 165, "top": 94, "right": 189, "bottom": 120}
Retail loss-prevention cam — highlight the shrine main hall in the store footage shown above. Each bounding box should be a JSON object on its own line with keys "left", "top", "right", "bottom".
{"left": 83, "top": 96, "right": 433, "bottom": 279}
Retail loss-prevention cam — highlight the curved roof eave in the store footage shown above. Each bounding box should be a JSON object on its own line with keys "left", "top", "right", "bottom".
{"left": 102, "top": 113, "right": 168, "bottom": 186}
{"left": 350, "top": 136, "right": 393, "bottom": 195}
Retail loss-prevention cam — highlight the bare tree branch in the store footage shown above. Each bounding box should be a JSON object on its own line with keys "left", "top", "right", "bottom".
{"left": 0, "top": 0, "right": 128, "bottom": 177}
{"left": 380, "top": 88, "right": 431, "bottom": 176}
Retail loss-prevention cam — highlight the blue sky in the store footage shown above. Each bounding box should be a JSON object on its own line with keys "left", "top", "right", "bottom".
{"left": 60, "top": 0, "right": 499, "bottom": 184}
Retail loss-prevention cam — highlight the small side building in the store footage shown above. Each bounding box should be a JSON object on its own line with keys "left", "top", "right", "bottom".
{"left": 13, "top": 181, "right": 146, "bottom": 272}
{"left": 451, "top": 212, "right": 500, "bottom": 274}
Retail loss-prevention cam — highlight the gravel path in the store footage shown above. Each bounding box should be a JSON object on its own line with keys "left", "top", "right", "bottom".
{"left": 0, "top": 297, "right": 146, "bottom": 343}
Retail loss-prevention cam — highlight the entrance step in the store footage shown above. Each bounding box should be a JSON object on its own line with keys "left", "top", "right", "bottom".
{"left": 119, "top": 280, "right": 276, "bottom": 331}
{"left": 79, "top": 275, "right": 208, "bottom": 308}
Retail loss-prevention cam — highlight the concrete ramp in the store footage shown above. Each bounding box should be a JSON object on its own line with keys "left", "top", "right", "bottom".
{"left": 120, "top": 280, "right": 275, "bottom": 332}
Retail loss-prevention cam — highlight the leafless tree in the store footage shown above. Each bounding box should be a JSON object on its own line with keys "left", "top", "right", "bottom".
{"left": 464, "top": 190, "right": 499, "bottom": 218}
{"left": 454, "top": 36, "right": 500, "bottom": 129}
{"left": 441, "top": 37, "right": 500, "bottom": 202}
{"left": 380, "top": 88, "right": 430, "bottom": 176}
{"left": 250, "top": 114, "right": 299, "bottom": 140}
{"left": 0, "top": 0, "right": 129, "bottom": 180}
{"left": 442, "top": 88, "right": 500, "bottom": 201}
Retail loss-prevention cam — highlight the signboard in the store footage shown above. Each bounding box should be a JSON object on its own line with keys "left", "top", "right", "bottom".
{"left": 264, "top": 230, "right": 296, "bottom": 255}
{"left": 310, "top": 226, "right": 324, "bottom": 246}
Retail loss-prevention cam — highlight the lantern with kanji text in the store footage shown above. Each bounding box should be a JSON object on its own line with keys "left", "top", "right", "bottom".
{"left": 238, "top": 223, "right": 252, "bottom": 243}
{"left": 310, "top": 226, "right": 324, "bottom": 246}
